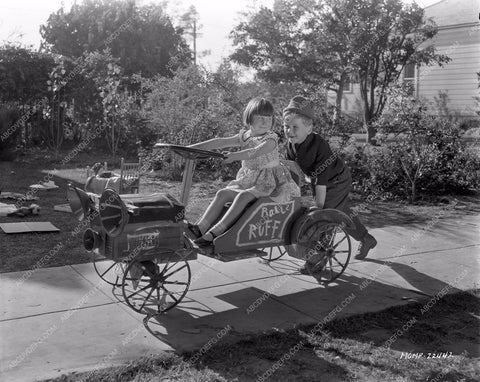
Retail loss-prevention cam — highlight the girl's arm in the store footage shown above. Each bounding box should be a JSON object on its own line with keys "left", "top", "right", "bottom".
{"left": 188, "top": 134, "right": 240, "bottom": 151}
{"left": 224, "top": 139, "right": 276, "bottom": 163}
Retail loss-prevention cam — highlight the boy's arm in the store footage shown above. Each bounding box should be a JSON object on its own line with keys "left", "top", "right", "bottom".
{"left": 189, "top": 134, "right": 240, "bottom": 151}
{"left": 312, "top": 139, "right": 335, "bottom": 209}
{"left": 313, "top": 139, "right": 334, "bottom": 187}
{"left": 314, "top": 185, "right": 327, "bottom": 209}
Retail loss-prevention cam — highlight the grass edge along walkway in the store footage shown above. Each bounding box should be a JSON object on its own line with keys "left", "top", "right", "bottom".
{"left": 44, "top": 290, "right": 479, "bottom": 382}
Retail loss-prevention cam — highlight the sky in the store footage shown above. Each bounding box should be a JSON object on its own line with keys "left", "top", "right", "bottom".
{"left": 0, "top": 0, "right": 442, "bottom": 70}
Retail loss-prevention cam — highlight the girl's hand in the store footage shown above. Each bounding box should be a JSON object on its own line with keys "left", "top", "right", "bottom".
{"left": 223, "top": 152, "right": 238, "bottom": 164}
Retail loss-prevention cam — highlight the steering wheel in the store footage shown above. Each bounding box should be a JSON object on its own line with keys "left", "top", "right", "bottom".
{"left": 154, "top": 143, "right": 226, "bottom": 160}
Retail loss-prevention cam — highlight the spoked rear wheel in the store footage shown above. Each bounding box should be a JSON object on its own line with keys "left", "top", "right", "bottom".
{"left": 92, "top": 255, "right": 126, "bottom": 286}
{"left": 121, "top": 252, "right": 191, "bottom": 315}
{"left": 296, "top": 221, "right": 351, "bottom": 283}
{"left": 259, "top": 246, "right": 288, "bottom": 262}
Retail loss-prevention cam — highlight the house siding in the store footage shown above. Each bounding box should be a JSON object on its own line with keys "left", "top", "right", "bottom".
{"left": 328, "top": 0, "right": 480, "bottom": 118}
{"left": 418, "top": 29, "right": 479, "bottom": 117}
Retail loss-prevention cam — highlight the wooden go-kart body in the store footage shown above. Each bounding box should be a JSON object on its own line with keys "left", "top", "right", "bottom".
{"left": 68, "top": 143, "right": 354, "bottom": 317}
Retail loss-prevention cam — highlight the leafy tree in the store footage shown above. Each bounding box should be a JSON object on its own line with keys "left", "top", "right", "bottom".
{"left": 40, "top": 0, "right": 191, "bottom": 79}
{"left": 0, "top": 44, "right": 57, "bottom": 148}
{"left": 230, "top": 0, "right": 353, "bottom": 124}
{"left": 230, "top": 1, "right": 330, "bottom": 88}
{"left": 230, "top": 0, "right": 449, "bottom": 141}
{"left": 0, "top": 106, "right": 21, "bottom": 160}
{"left": 0, "top": 44, "right": 53, "bottom": 104}
{"left": 346, "top": 0, "right": 449, "bottom": 141}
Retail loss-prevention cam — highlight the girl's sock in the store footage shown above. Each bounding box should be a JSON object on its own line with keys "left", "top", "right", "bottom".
{"left": 197, "top": 221, "right": 209, "bottom": 235}
{"left": 202, "top": 231, "right": 215, "bottom": 242}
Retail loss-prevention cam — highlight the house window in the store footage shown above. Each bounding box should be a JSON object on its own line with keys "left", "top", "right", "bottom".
{"left": 403, "top": 63, "right": 417, "bottom": 96}
{"left": 342, "top": 77, "right": 353, "bottom": 93}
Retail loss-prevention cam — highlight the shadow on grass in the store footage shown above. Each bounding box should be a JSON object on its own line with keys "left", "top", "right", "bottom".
{"left": 356, "top": 195, "right": 480, "bottom": 231}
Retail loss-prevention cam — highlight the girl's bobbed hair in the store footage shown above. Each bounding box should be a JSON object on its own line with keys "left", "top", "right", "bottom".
{"left": 243, "top": 98, "right": 275, "bottom": 126}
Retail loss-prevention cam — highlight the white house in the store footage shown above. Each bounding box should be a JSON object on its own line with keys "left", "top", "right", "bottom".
{"left": 328, "top": 0, "right": 480, "bottom": 119}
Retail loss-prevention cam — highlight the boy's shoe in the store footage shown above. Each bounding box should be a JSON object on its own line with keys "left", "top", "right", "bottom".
{"left": 187, "top": 222, "right": 202, "bottom": 239}
{"left": 355, "top": 234, "right": 377, "bottom": 260}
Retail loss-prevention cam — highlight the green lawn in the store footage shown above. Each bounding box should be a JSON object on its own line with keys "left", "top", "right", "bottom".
{"left": 0, "top": 151, "right": 219, "bottom": 272}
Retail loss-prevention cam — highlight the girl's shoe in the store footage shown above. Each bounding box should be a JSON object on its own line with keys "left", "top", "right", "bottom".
{"left": 194, "top": 232, "right": 216, "bottom": 247}
{"left": 187, "top": 222, "right": 202, "bottom": 238}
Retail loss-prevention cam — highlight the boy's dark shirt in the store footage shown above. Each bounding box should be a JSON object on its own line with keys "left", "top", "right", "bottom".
{"left": 286, "top": 133, "right": 345, "bottom": 187}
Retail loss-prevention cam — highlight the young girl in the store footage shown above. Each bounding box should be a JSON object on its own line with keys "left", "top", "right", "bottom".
{"left": 188, "top": 98, "right": 301, "bottom": 246}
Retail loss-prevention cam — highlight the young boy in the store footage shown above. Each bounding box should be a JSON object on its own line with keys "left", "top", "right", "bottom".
{"left": 283, "top": 95, "right": 377, "bottom": 273}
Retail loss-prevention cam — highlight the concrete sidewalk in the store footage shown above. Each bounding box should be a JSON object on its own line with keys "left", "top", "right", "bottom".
{"left": 1, "top": 214, "right": 479, "bottom": 382}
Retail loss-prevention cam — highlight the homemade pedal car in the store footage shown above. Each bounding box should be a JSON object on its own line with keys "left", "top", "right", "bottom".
{"left": 67, "top": 144, "right": 355, "bottom": 316}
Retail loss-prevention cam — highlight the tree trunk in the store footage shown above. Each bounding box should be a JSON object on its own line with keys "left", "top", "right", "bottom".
{"left": 333, "top": 73, "right": 346, "bottom": 127}
{"left": 366, "top": 122, "right": 376, "bottom": 144}
{"left": 411, "top": 180, "right": 416, "bottom": 204}
{"left": 359, "top": 76, "right": 376, "bottom": 144}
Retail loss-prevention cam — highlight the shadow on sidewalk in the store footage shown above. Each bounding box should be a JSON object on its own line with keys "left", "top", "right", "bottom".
{"left": 364, "top": 258, "right": 465, "bottom": 297}
{"left": 139, "top": 262, "right": 479, "bottom": 381}
{"left": 141, "top": 267, "right": 422, "bottom": 351}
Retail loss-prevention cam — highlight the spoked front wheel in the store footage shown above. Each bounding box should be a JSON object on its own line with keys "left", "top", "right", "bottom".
{"left": 296, "top": 221, "right": 351, "bottom": 283}
{"left": 121, "top": 252, "right": 191, "bottom": 315}
{"left": 92, "top": 255, "right": 126, "bottom": 286}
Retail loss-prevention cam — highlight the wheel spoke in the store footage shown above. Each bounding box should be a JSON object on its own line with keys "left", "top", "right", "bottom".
{"left": 333, "top": 235, "right": 347, "bottom": 249}
{"left": 327, "top": 229, "right": 336, "bottom": 247}
{"left": 160, "top": 259, "right": 176, "bottom": 275}
{"left": 332, "top": 256, "right": 345, "bottom": 268}
{"left": 126, "top": 284, "right": 151, "bottom": 299}
{"left": 99, "top": 262, "right": 117, "bottom": 278}
{"left": 160, "top": 285, "right": 179, "bottom": 303}
{"left": 163, "top": 281, "right": 189, "bottom": 285}
{"left": 163, "top": 263, "right": 188, "bottom": 279}
{"left": 139, "top": 286, "right": 156, "bottom": 311}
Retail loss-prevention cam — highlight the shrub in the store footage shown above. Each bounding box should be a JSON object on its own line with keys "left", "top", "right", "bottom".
{"left": 0, "top": 106, "right": 21, "bottom": 161}
{"left": 365, "top": 86, "right": 480, "bottom": 201}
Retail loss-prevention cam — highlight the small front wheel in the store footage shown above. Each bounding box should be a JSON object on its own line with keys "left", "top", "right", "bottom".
{"left": 92, "top": 254, "right": 126, "bottom": 286}
{"left": 122, "top": 252, "right": 191, "bottom": 315}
